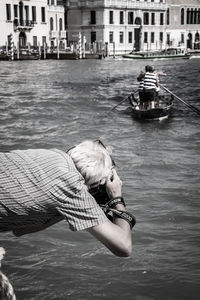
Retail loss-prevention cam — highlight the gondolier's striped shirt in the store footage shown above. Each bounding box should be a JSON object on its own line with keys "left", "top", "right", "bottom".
{"left": 143, "top": 72, "right": 158, "bottom": 90}
{"left": 0, "top": 149, "right": 107, "bottom": 233}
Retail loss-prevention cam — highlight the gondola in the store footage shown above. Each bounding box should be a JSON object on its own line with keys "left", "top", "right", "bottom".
{"left": 128, "top": 92, "right": 173, "bottom": 121}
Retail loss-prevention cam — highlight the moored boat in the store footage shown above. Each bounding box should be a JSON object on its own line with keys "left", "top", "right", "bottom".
{"left": 123, "top": 48, "right": 189, "bottom": 60}
{"left": 128, "top": 92, "right": 173, "bottom": 121}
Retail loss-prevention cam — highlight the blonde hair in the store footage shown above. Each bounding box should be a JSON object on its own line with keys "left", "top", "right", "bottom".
{"left": 68, "top": 140, "right": 113, "bottom": 187}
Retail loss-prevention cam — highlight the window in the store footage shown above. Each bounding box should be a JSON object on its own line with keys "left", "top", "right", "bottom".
{"left": 194, "top": 8, "right": 198, "bottom": 24}
{"left": 160, "top": 13, "right": 164, "bottom": 25}
{"left": 50, "top": 17, "right": 53, "bottom": 30}
{"left": 14, "top": 5, "right": 18, "bottom": 19}
{"left": 144, "top": 12, "right": 149, "bottom": 25}
{"left": 160, "top": 32, "right": 163, "bottom": 42}
{"left": 198, "top": 9, "right": 200, "bottom": 24}
{"left": 187, "top": 9, "right": 190, "bottom": 24}
{"left": 144, "top": 32, "right": 148, "bottom": 43}
{"left": 32, "top": 6, "right": 36, "bottom": 23}
{"left": 120, "top": 11, "right": 124, "bottom": 24}
{"left": 90, "top": 10, "right": 96, "bottom": 24}
{"left": 33, "top": 36, "right": 37, "bottom": 48}
{"left": 128, "top": 12, "right": 134, "bottom": 24}
{"left": 25, "top": 6, "right": 29, "bottom": 21}
{"left": 119, "top": 32, "right": 124, "bottom": 43}
{"left": 42, "top": 36, "right": 46, "bottom": 47}
{"left": 91, "top": 31, "right": 96, "bottom": 43}
{"left": 167, "top": 8, "right": 170, "bottom": 25}
{"left": 41, "top": 7, "right": 45, "bottom": 23}
{"left": 181, "top": 33, "right": 184, "bottom": 43}
{"left": 109, "top": 11, "right": 114, "bottom": 24}
{"left": 109, "top": 31, "right": 113, "bottom": 43}
{"left": 151, "top": 32, "right": 155, "bottom": 43}
{"left": 151, "top": 13, "right": 155, "bottom": 25}
{"left": 128, "top": 32, "right": 132, "bottom": 43}
{"left": 59, "top": 18, "right": 63, "bottom": 31}
{"left": 181, "top": 8, "right": 184, "bottom": 25}
{"left": 167, "top": 33, "right": 170, "bottom": 45}
{"left": 6, "top": 4, "right": 11, "bottom": 21}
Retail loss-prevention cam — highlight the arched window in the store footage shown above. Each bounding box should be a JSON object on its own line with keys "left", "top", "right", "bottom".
{"left": 187, "top": 8, "right": 190, "bottom": 24}
{"left": 190, "top": 8, "right": 194, "bottom": 24}
{"left": 166, "top": 8, "right": 170, "bottom": 25}
{"left": 181, "top": 8, "right": 184, "bottom": 25}
{"left": 50, "top": 17, "right": 53, "bottom": 31}
{"left": 59, "top": 18, "right": 63, "bottom": 31}
{"left": 194, "top": 8, "right": 198, "bottom": 24}
{"left": 198, "top": 9, "right": 200, "bottom": 24}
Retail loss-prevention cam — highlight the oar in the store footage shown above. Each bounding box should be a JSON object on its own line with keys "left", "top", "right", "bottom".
{"left": 111, "top": 91, "right": 136, "bottom": 111}
{"left": 160, "top": 84, "right": 200, "bottom": 116}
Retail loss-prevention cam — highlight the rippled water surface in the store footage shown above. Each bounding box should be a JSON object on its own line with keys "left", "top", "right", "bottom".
{"left": 0, "top": 57, "right": 200, "bottom": 300}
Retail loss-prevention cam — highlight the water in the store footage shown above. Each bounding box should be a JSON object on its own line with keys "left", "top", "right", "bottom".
{"left": 0, "top": 57, "right": 200, "bottom": 300}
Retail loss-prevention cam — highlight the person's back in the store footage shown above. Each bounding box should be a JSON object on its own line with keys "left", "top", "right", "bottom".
{"left": 143, "top": 71, "right": 157, "bottom": 91}
{"left": 143, "top": 65, "right": 158, "bottom": 108}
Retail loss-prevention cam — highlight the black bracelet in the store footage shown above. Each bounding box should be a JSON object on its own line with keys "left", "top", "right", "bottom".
{"left": 109, "top": 208, "right": 136, "bottom": 229}
{"left": 107, "top": 197, "right": 126, "bottom": 208}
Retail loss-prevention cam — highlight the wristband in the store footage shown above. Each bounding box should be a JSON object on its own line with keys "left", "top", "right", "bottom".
{"left": 107, "top": 197, "right": 126, "bottom": 208}
{"left": 109, "top": 208, "right": 136, "bottom": 229}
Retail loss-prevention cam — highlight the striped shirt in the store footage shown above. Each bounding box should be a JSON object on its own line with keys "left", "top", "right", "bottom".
{"left": 143, "top": 72, "right": 158, "bottom": 90}
{"left": 0, "top": 149, "right": 107, "bottom": 233}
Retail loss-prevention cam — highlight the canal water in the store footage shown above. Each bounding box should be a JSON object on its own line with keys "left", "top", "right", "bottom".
{"left": 0, "top": 57, "right": 200, "bottom": 300}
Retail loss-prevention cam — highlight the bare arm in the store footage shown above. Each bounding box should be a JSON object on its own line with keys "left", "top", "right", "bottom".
{"left": 87, "top": 169, "right": 132, "bottom": 257}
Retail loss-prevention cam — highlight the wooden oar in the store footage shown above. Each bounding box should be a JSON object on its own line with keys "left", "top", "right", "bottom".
{"left": 160, "top": 84, "right": 200, "bottom": 116}
{"left": 111, "top": 91, "right": 135, "bottom": 111}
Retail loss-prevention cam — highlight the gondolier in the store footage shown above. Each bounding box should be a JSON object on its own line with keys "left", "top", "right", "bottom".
{"left": 143, "top": 65, "right": 159, "bottom": 108}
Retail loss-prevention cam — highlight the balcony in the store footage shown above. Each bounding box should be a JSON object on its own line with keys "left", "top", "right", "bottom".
{"left": 78, "top": 0, "right": 167, "bottom": 10}
{"left": 14, "top": 19, "right": 34, "bottom": 31}
{"left": 50, "top": 31, "right": 58, "bottom": 39}
{"left": 60, "top": 31, "right": 66, "bottom": 39}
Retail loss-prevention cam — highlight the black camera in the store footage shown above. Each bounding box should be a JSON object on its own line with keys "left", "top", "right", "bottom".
{"left": 89, "top": 184, "right": 109, "bottom": 206}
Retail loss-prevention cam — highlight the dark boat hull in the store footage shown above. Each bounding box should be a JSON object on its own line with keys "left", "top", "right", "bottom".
{"left": 128, "top": 93, "right": 173, "bottom": 121}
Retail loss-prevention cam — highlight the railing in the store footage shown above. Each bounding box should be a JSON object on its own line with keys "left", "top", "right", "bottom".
{"left": 60, "top": 31, "right": 66, "bottom": 39}
{"left": 14, "top": 19, "right": 34, "bottom": 28}
{"left": 50, "top": 31, "right": 58, "bottom": 39}
{"left": 78, "top": 0, "right": 167, "bottom": 10}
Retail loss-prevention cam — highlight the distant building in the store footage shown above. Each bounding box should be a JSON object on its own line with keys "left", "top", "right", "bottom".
{"left": 166, "top": 0, "right": 200, "bottom": 50}
{"left": 0, "top": 0, "right": 66, "bottom": 50}
{"left": 64, "top": 0, "right": 200, "bottom": 54}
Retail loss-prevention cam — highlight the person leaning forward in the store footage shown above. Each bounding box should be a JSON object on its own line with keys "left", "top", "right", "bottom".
{"left": 0, "top": 140, "right": 136, "bottom": 257}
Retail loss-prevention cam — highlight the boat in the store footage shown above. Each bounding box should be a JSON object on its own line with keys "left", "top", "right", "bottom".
{"left": 187, "top": 50, "right": 200, "bottom": 59}
{"left": 128, "top": 92, "right": 173, "bottom": 121}
{"left": 123, "top": 48, "right": 190, "bottom": 60}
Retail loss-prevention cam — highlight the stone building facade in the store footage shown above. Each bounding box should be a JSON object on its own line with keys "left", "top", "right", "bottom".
{"left": 63, "top": 0, "right": 200, "bottom": 54}
{"left": 0, "top": 0, "right": 66, "bottom": 50}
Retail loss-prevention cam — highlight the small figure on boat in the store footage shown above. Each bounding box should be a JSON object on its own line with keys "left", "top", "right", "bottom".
{"left": 143, "top": 65, "right": 159, "bottom": 109}
{"left": 137, "top": 65, "right": 167, "bottom": 110}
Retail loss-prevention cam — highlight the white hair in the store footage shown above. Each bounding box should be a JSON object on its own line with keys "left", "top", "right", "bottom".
{"left": 68, "top": 140, "right": 113, "bottom": 187}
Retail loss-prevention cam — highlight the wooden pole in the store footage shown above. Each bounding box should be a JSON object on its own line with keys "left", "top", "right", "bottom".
{"left": 160, "top": 84, "right": 200, "bottom": 116}
{"left": 111, "top": 92, "right": 135, "bottom": 111}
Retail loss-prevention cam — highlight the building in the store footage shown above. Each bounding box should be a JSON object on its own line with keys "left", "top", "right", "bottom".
{"left": 64, "top": 0, "right": 168, "bottom": 54}
{"left": 0, "top": 0, "right": 66, "bottom": 51}
{"left": 64, "top": 0, "right": 200, "bottom": 54}
{"left": 166, "top": 0, "right": 200, "bottom": 50}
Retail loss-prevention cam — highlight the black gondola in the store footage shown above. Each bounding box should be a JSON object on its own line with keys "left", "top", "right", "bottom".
{"left": 128, "top": 92, "right": 173, "bottom": 121}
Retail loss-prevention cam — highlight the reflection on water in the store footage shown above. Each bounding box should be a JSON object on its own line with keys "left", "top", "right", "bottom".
{"left": 0, "top": 58, "right": 200, "bottom": 300}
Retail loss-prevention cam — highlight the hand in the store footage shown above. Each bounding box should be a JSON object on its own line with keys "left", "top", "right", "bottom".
{"left": 106, "top": 169, "right": 122, "bottom": 199}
